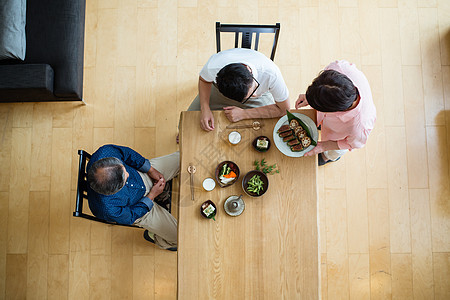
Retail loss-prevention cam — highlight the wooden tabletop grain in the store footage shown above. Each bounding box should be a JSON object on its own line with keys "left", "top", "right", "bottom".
{"left": 177, "top": 110, "right": 319, "bottom": 299}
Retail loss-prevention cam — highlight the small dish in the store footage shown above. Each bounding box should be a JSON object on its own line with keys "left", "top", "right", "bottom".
{"left": 215, "top": 161, "right": 240, "bottom": 188}
{"left": 228, "top": 131, "right": 241, "bottom": 145}
{"left": 252, "top": 136, "right": 271, "bottom": 152}
{"left": 200, "top": 200, "right": 217, "bottom": 220}
{"left": 242, "top": 170, "right": 269, "bottom": 197}
{"left": 202, "top": 178, "right": 216, "bottom": 191}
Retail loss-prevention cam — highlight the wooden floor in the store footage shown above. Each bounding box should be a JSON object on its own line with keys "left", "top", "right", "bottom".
{"left": 0, "top": 0, "right": 449, "bottom": 299}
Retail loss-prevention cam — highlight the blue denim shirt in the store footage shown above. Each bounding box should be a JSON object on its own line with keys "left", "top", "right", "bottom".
{"left": 87, "top": 145, "right": 154, "bottom": 225}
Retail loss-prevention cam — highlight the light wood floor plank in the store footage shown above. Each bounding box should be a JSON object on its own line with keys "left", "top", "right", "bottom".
{"left": 114, "top": 66, "right": 136, "bottom": 147}
{"left": 391, "top": 253, "right": 413, "bottom": 299}
{"left": 380, "top": 8, "right": 405, "bottom": 126}
{"left": 90, "top": 255, "right": 111, "bottom": 300}
{"left": 5, "top": 254, "right": 27, "bottom": 300}
{"left": 402, "top": 66, "right": 429, "bottom": 189}
{"left": 433, "top": 252, "right": 450, "bottom": 299}
{"left": 399, "top": 1, "right": 422, "bottom": 65}
{"left": 133, "top": 255, "right": 156, "bottom": 300}
{"left": 26, "top": 192, "right": 49, "bottom": 300}
{"left": 8, "top": 127, "right": 31, "bottom": 254}
{"left": 319, "top": 0, "right": 341, "bottom": 66}
{"left": 438, "top": 0, "right": 450, "bottom": 66}
{"left": 410, "top": 189, "right": 435, "bottom": 299}
{"left": 0, "top": 192, "right": 8, "bottom": 299}
{"left": 68, "top": 251, "right": 90, "bottom": 300}
{"left": 359, "top": 0, "right": 381, "bottom": 65}
{"left": 49, "top": 128, "right": 72, "bottom": 255}
{"left": 12, "top": 103, "right": 33, "bottom": 128}
{"left": 30, "top": 104, "right": 52, "bottom": 192}
{"left": 117, "top": 0, "right": 137, "bottom": 67}
{"left": 368, "top": 189, "right": 392, "bottom": 300}
{"left": 346, "top": 149, "right": 369, "bottom": 254}
{"left": 48, "top": 254, "right": 69, "bottom": 300}
{"left": 349, "top": 253, "right": 370, "bottom": 300}
{"left": 419, "top": 8, "right": 445, "bottom": 126}
{"left": 339, "top": 7, "right": 361, "bottom": 67}
{"left": 386, "top": 127, "right": 411, "bottom": 253}
{"left": 0, "top": 106, "right": 12, "bottom": 192}
{"left": 135, "top": 8, "right": 158, "bottom": 128}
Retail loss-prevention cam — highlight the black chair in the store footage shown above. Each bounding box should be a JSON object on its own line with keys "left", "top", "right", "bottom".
{"left": 215, "top": 22, "right": 281, "bottom": 61}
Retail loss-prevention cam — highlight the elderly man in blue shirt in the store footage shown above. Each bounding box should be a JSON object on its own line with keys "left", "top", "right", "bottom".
{"left": 87, "top": 144, "right": 179, "bottom": 250}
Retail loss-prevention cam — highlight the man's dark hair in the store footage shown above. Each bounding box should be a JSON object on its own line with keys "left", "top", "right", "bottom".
{"left": 216, "top": 63, "right": 253, "bottom": 102}
{"left": 306, "top": 70, "right": 359, "bottom": 112}
{"left": 87, "top": 157, "right": 126, "bottom": 195}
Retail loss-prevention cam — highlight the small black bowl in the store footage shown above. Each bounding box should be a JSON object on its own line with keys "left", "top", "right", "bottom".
{"left": 252, "top": 136, "right": 271, "bottom": 152}
{"left": 200, "top": 200, "right": 217, "bottom": 220}
{"left": 215, "top": 161, "right": 240, "bottom": 188}
{"left": 242, "top": 170, "right": 269, "bottom": 197}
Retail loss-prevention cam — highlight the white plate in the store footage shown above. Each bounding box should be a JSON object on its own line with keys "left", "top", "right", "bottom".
{"left": 272, "top": 112, "right": 318, "bottom": 157}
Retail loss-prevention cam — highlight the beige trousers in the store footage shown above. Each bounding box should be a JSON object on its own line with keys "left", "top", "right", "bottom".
{"left": 134, "top": 151, "right": 180, "bottom": 249}
{"left": 187, "top": 84, "right": 275, "bottom": 111}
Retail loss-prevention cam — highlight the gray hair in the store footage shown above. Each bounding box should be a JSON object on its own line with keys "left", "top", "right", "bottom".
{"left": 87, "top": 157, "right": 126, "bottom": 195}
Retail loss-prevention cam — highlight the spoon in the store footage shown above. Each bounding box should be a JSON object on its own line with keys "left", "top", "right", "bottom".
{"left": 226, "top": 121, "right": 262, "bottom": 131}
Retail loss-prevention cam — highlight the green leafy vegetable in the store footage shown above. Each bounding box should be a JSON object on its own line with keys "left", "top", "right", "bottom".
{"left": 253, "top": 159, "right": 279, "bottom": 175}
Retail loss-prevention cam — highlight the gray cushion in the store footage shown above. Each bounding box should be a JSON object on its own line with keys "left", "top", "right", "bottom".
{"left": 0, "top": 0, "right": 26, "bottom": 60}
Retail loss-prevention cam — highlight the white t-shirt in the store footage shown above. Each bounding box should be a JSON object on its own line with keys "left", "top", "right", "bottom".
{"left": 199, "top": 48, "right": 289, "bottom": 102}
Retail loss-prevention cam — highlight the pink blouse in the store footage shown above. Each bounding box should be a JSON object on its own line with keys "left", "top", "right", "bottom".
{"left": 316, "top": 60, "right": 376, "bottom": 150}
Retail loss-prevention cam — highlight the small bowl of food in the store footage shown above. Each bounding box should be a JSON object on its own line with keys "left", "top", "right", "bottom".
{"left": 202, "top": 178, "right": 216, "bottom": 191}
{"left": 252, "top": 136, "right": 271, "bottom": 152}
{"left": 215, "top": 161, "right": 240, "bottom": 187}
{"left": 200, "top": 200, "right": 217, "bottom": 221}
{"left": 242, "top": 170, "right": 269, "bottom": 197}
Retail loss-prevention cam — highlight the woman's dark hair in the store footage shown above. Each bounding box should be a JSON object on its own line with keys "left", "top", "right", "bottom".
{"left": 87, "top": 157, "right": 126, "bottom": 195}
{"left": 306, "top": 70, "right": 359, "bottom": 112}
{"left": 216, "top": 63, "right": 253, "bottom": 102}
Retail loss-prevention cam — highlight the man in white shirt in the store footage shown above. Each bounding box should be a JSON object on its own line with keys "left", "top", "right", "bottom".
{"left": 188, "top": 48, "right": 290, "bottom": 131}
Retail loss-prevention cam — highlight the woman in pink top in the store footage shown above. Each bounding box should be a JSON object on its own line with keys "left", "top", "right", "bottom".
{"left": 295, "top": 60, "right": 376, "bottom": 165}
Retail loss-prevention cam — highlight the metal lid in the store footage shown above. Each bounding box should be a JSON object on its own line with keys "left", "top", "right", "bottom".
{"left": 224, "top": 195, "right": 245, "bottom": 217}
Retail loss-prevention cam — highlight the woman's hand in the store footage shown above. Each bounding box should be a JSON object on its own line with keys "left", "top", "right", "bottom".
{"left": 295, "top": 94, "right": 308, "bottom": 109}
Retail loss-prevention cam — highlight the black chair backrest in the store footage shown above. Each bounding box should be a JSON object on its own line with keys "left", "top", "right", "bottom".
{"left": 74, "top": 149, "right": 139, "bottom": 228}
{"left": 216, "top": 22, "right": 281, "bottom": 61}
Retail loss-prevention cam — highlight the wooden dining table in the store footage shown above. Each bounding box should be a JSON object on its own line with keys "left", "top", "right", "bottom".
{"left": 177, "top": 110, "right": 319, "bottom": 299}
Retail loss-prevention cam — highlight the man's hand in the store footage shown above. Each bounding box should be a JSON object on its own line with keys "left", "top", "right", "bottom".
{"left": 147, "top": 178, "right": 165, "bottom": 200}
{"left": 304, "top": 141, "right": 323, "bottom": 157}
{"left": 223, "top": 106, "right": 246, "bottom": 122}
{"left": 200, "top": 107, "right": 215, "bottom": 131}
{"left": 295, "top": 94, "right": 308, "bottom": 109}
{"left": 147, "top": 166, "right": 165, "bottom": 183}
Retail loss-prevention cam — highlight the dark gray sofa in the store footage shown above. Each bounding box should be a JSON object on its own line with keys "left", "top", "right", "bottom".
{"left": 0, "top": 0, "right": 86, "bottom": 102}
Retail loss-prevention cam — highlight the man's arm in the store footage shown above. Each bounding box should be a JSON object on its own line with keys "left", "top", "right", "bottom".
{"left": 223, "top": 98, "right": 290, "bottom": 122}
{"left": 198, "top": 77, "right": 215, "bottom": 131}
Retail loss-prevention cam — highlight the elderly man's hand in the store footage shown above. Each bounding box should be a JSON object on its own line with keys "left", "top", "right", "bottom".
{"left": 147, "top": 178, "right": 165, "bottom": 200}
{"left": 148, "top": 166, "right": 165, "bottom": 183}
{"left": 223, "top": 106, "right": 245, "bottom": 122}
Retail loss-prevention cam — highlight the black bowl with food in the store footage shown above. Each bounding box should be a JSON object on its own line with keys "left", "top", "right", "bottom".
{"left": 200, "top": 200, "right": 217, "bottom": 220}
{"left": 252, "top": 136, "right": 271, "bottom": 152}
{"left": 242, "top": 170, "right": 269, "bottom": 197}
{"left": 215, "top": 161, "right": 240, "bottom": 188}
